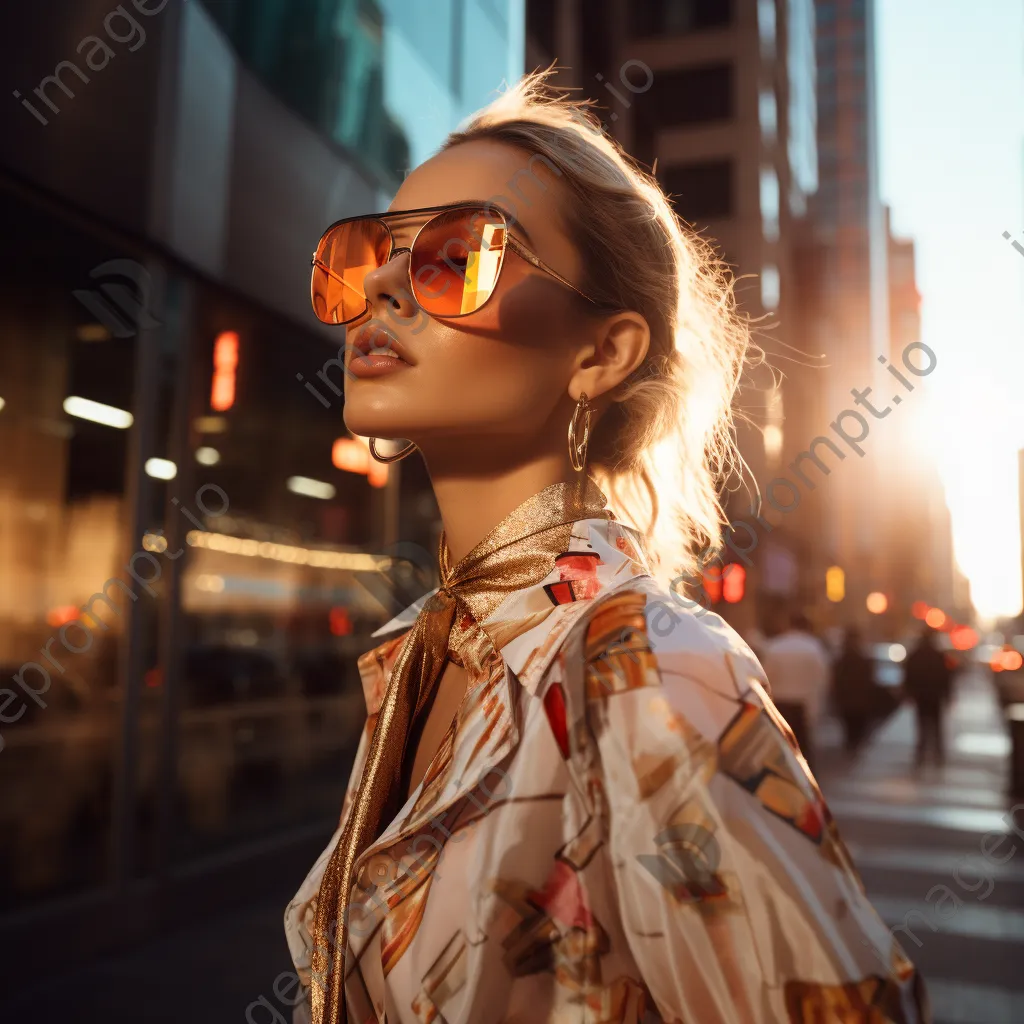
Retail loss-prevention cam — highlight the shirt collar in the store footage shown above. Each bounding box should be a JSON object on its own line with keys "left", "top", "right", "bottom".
{"left": 356, "top": 515, "right": 653, "bottom": 716}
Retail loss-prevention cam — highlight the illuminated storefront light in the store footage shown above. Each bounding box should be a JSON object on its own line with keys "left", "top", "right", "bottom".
{"left": 63, "top": 395, "right": 133, "bottom": 428}
{"left": 145, "top": 458, "right": 177, "bottom": 480}
{"left": 286, "top": 475, "right": 335, "bottom": 500}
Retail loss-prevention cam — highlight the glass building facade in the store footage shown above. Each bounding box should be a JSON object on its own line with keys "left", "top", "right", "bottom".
{"left": 787, "top": 0, "right": 819, "bottom": 216}
{"left": 0, "top": 0, "right": 522, "bottom": 992}
{"left": 200, "top": 0, "right": 524, "bottom": 186}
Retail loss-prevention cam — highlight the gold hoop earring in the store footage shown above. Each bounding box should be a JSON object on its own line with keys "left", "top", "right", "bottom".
{"left": 368, "top": 438, "right": 417, "bottom": 464}
{"left": 567, "top": 392, "right": 591, "bottom": 472}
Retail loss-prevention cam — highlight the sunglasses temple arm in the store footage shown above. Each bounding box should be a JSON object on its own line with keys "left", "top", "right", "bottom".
{"left": 505, "top": 237, "right": 602, "bottom": 307}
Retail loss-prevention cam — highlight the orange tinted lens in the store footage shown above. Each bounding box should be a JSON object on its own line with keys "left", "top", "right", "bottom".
{"left": 410, "top": 208, "right": 506, "bottom": 316}
{"left": 311, "top": 219, "right": 391, "bottom": 324}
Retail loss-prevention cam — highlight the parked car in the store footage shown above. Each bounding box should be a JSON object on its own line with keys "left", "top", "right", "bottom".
{"left": 987, "top": 643, "right": 1024, "bottom": 706}
{"left": 869, "top": 642, "right": 906, "bottom": 689}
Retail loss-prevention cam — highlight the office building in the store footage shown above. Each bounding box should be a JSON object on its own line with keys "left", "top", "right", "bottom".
{"left": 527, "top": 0, "right": 825, "bottom": 636}
{"left": 809, "top": 0, "right": 890, "bottom": 620}
{"left": 876, "top": 208, "right": 956, "bottom": 637}
{"left": 0, "top": 0, "right": 523, "bottom": 985}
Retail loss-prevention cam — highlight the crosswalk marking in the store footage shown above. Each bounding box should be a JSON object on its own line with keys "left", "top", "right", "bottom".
{"left": 844, "top": 842, "right": 1024, "bottom": 884}
{"left": 923, "top": 979, "right": 1024, "bottom": 1024}
{"left": 815, "top": 667, "right": 1024, "bottom": 1023}
{"left": 867, "top": 893, "right": 1024, "bottom": 943}
{"left": 828, "top": 796, "right": 1015, "bottom": 834}
{"left": 825, "top": 778, "right": 1010, "bottom": 812}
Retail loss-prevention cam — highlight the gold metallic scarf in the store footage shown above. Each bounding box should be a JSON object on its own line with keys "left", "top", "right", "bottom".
{"left": 309, "top": 474, "right": 610, "bottom": 1023}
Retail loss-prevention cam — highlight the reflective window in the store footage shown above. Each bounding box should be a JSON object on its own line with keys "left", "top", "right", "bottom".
{"left": 1, "top": 0, "right": 518, "bottom": 929}
{"left": 165, "top": 287, "right": 436, "bottom": 862}
{"left": 662, "top": 159, "right": 735, "bottom": 222}
{"left": 0, "top": 191, "right": 443, "bottom": 906}
{"left": 645, "top": 64, "right": 733, "bottom": 127}
{"left": 200, "top": 0, "right": 413, "bottom": 186}
{"left": 758, "top": 0, "right": 777, "bottom": 58}
{"left": 629, "top": 0, "right": 733, "bottom": 37}
{"left": 761, "top": 264, "right": 781, "bottom": 310}
{"left": 459, "top": 0, "right": 519, "bottom": 113}
{"left": 761, "top": 166, "right": 781, "bottom": 242}
{"left": 760, "top": 87, "right": 778, "bottom": 144}
{"left": 787, "top": 0, "right": 818, "bottom": 210}
{"left": 0, "top": 191, "right": 136, "bottom": 911}
{"left": 200, "top": 0, "right": 521, "bottom": 188}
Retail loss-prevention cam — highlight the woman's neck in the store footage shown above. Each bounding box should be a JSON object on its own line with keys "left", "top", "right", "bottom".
{"left": 428, "top": 455, "right": 579, "bottom": 565}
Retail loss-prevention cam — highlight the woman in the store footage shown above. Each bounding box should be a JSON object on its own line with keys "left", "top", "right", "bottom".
{"left": 285, "top": 74, "right": 930, "bottom": 1024}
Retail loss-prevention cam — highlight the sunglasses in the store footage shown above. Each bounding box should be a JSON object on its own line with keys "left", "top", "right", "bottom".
{"left": 310, "top": 201, "right": 606, "bottom": 325}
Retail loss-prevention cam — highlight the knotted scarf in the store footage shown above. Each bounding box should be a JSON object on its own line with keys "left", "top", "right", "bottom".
{"left": 310, "top": 474, "right": 611, "bottom": 1023}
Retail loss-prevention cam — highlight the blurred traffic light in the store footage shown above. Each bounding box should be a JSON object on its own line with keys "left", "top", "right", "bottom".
{"left": 995, "top": 649, "right": 1024, "bottom": 672}
{"left": 949, "top": 626, "right": 978, "bottom": 650}
{"left": 703, "top": 565, "right": 724, "bottom": 603}
{"left": 722, "top": 563, "right": 746, "bottom": 603}
{"left": 866, "top": 591, "right": 887, "bottom": 614}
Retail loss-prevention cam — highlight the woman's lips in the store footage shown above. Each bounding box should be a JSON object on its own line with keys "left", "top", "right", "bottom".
{"left": 347, "top": 325, "right": 413, "bottom": 378}
{"left": 347, "top": 350, "right": 412, "bottom": 378}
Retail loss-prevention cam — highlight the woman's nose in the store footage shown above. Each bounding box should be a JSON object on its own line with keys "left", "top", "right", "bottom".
{"left": 363, "top": 247, "right": 421, "bottom": 327}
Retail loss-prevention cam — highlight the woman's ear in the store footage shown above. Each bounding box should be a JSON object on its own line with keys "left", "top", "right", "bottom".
{"left": 569, "top": 311, "right": 651, "bottom": 402}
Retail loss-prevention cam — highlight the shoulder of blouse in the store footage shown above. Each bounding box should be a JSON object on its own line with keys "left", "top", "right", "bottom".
{"left": 352, "top": 518, "right": 770, "bottom": 720}
{"left": 573, "top": 575, "right": 770, "bottom": 693}
{"left": 518, "top": 573, "right": 773, "bottom": 727}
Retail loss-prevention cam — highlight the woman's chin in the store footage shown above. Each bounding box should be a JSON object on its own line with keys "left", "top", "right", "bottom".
{"left": 342, "top": 410, "right": 410, "bottom": 444}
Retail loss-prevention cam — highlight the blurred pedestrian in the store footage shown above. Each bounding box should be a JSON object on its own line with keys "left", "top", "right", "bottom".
{"left": 761, "top": 611, "right": 831, "bottom": 771}
{"left": 903, "top": 625, "right": 953, "bottom": 767}
{"left": 831, "top": 626, "right": 875, "bottom": 754}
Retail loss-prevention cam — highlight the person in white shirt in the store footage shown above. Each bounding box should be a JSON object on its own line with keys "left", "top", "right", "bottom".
{"left": 759, "top": 611, "right": 831, "bottom": 771}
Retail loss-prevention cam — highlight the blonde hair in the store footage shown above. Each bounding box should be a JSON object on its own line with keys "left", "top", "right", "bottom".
{"left": 443, "top": 70, "right": 753, "bottom": 588}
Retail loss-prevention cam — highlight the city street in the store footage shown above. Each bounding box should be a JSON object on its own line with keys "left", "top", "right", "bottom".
{"left": 816, "top": 666, "right": 1024, "bottom": 1024}
{"left": 1, "top": 666, "right": 1018, "bottom": 1024}
{"left": 0, "top": 862, "right": 305, "bottom": 1023}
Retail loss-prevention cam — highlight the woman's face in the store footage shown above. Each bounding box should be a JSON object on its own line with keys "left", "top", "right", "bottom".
{"left": 340, "top": 139, "right": 614, "bottom": 472}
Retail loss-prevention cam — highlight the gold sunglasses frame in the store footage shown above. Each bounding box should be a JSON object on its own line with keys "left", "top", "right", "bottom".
{"left": 310, "top": 201, "right": 609, "bottom": 325}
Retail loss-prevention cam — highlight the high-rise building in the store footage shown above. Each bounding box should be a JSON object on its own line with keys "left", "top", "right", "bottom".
{"left": 0, "top": 0, "right": 523, "bottom": 986}
{"left": 876, "top": 207, "right": 956, "bottom": 636}
{"left": 527, "top": 0, "right": 825, "bottom": 636}
{"left": 809, "top": 0, "right": 891, "bottom": 620}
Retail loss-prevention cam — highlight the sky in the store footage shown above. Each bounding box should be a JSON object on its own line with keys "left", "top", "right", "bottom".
{"left": 876, "top": 0, "right": 1024, "bottom": 622}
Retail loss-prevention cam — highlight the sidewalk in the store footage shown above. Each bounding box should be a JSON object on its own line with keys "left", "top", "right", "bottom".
{"left": 814, "top": 666, "right": 1024, "bottom": 1024}
{"left": 0, "top": 876, "right": 302, "bottom": 1023}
